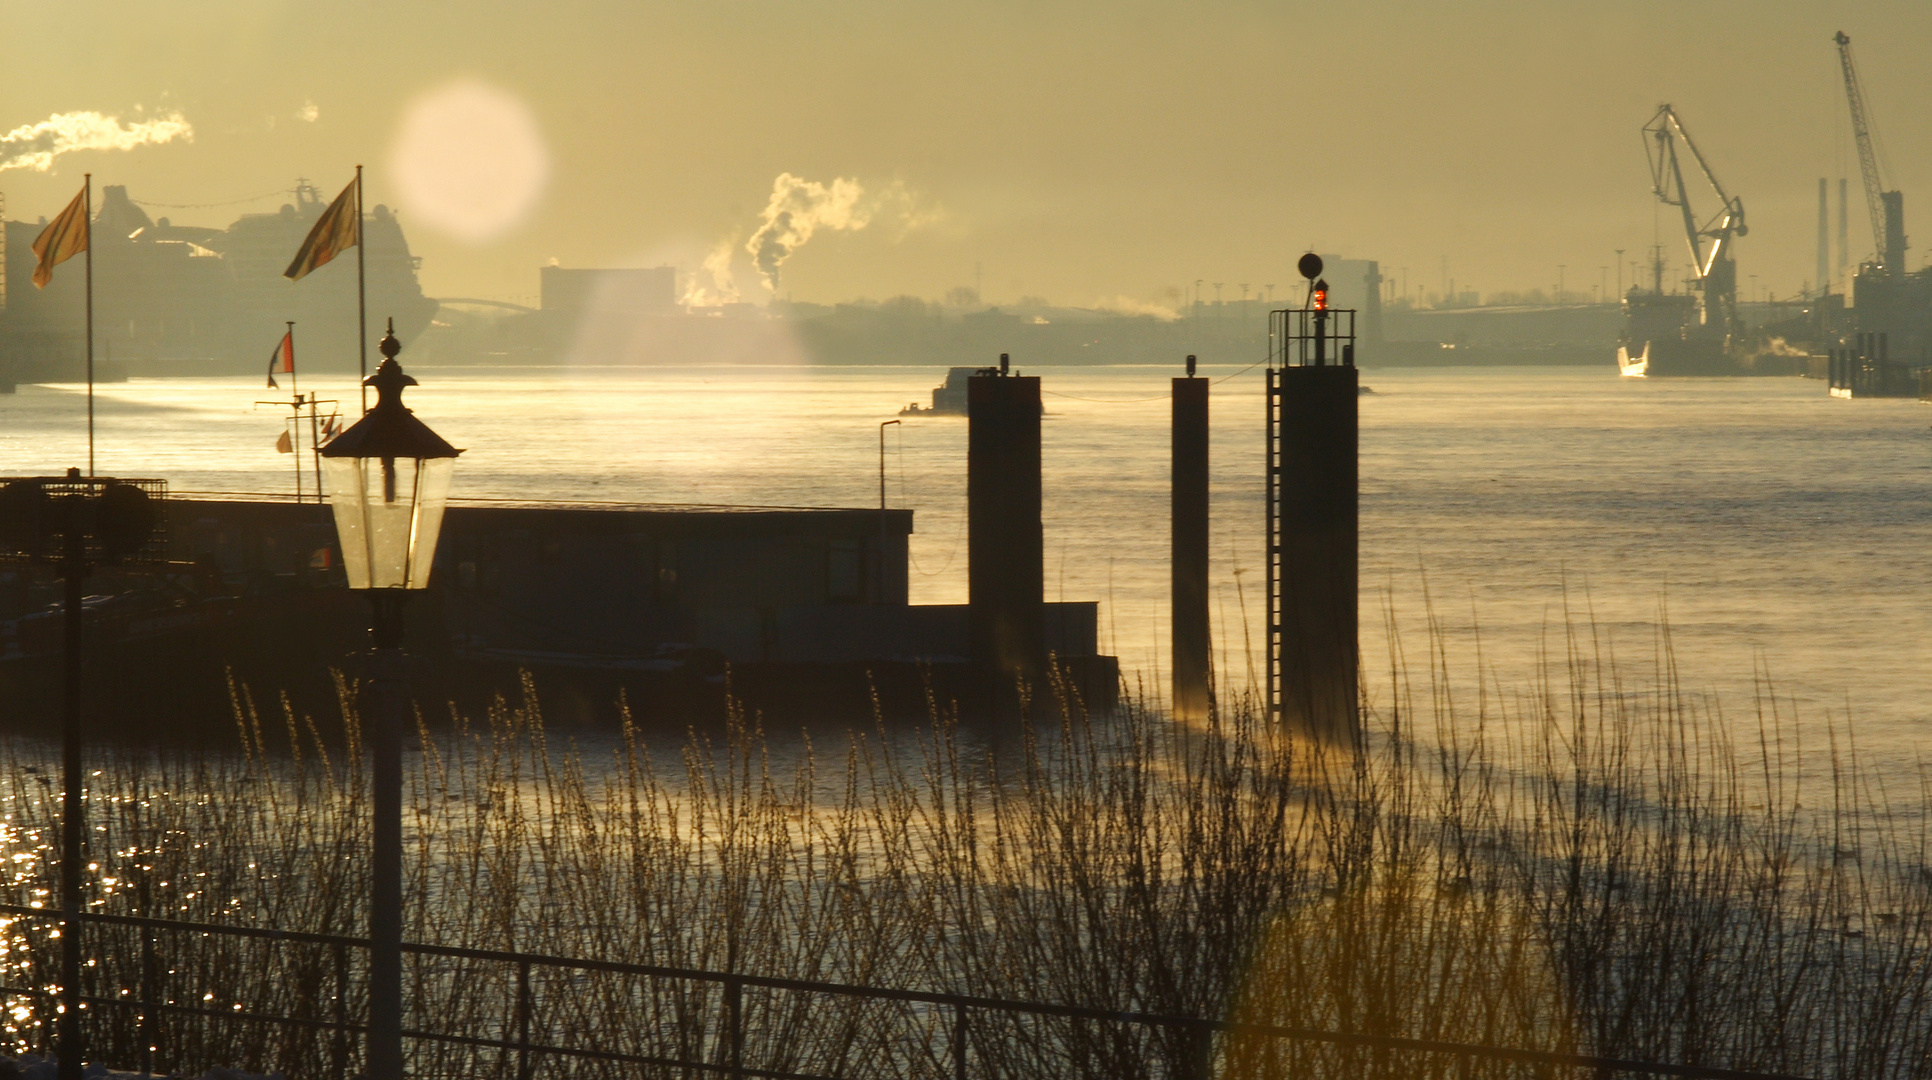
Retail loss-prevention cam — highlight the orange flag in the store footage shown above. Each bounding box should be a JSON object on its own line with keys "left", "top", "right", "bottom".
{"left": 283, "top": 177, "right": 359, "bottom": 281}
{"left": 31, "top": 184, "right": 89, "bottom": 289}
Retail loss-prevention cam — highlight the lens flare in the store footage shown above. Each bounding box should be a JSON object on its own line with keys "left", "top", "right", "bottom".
{"left": 388, "top": 79, "right": 548, "bottom": 244}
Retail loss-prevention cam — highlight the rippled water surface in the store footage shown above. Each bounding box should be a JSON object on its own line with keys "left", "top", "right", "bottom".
{"left": 4, "top": 363, "right": 1929, "bottom": 776}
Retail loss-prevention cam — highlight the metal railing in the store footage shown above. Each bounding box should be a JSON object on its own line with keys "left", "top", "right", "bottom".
{"left": 0, "top": 903, "right": 1812, "bottom": 1080}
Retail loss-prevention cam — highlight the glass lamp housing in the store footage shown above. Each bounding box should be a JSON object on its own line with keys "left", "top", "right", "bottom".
{"left": 323, "top": 456, "right": 453, "bottom": 589}
{"left": 319, "top": 328, "right": 462, "bottom": 591}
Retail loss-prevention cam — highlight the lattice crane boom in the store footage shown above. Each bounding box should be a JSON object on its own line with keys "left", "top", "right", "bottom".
{"left": 1835, "top": 30, "right": 1891, "bottom": 269}
{"left": 1643, "top": 105, "right": 1745, "bottom": 295}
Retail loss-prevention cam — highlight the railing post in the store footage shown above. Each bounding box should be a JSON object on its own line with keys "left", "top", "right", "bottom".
{"left": 333, "top": 942, "right": 349, "bottom": 1080}
{"left": 515, "top": 960, "right": 532, "bottom": 1080}
{"left": 953, "top": 1002, "right": 967, "bottom": 1080}
{"left": 1187, "top": 1017, "right": 1212, "bottom": 1080}
{"left": 725, "top": 977, "right": 743, "bottom": 1077}
{"left": 138, "top": 931, "right": 157, "bottom": 1079}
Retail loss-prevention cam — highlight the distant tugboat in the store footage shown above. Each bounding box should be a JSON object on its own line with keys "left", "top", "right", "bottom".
{"left": 902, "top": 366, "right": 1043, "bottom": 416}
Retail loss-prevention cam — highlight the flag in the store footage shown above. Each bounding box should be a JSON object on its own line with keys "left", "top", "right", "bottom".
{"left": 283, "top": 177, "right": 358, "bottom": 281}
{"left": 266, "top": 330, "right": 294, "bottom": 388}
{"left": 320, "top": 412, "right": 342, "bottom": 440}
{"left": 275, "top": 428, "right": 293, "bottom": 454}
{"left": 31, "top": 184, "right": 89, "bottom": 289}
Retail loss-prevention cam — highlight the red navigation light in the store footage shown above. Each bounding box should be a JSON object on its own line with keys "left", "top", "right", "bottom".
{"left": 1312, "top": 288, "right": 1327, "bottom": 311}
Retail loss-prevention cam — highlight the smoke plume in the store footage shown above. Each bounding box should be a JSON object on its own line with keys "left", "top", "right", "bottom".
{"left": 681, "top": 236, "right": 743, "bottom": 307}
{"left": 745, "top": 173, "right": 870, "bottom": 290}
{"left": 0, "top": 110, "right": 193, "bottom": 172}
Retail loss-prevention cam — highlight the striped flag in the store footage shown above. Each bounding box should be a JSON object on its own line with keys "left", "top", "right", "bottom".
{"left": 282, "top": 177, "right": 358, "bottom": 281}
{"left": 31, "top": 184, "right": 89, "bottom": 289}
{"left": 266, "top": 330, "right": 294, "bottom": 388}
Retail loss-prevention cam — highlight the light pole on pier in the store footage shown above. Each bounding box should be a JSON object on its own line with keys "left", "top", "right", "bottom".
{"left": 319, "top": 321, "right": 461, "bottom": 1080}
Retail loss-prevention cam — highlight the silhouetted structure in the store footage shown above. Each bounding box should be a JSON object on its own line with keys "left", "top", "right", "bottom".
{"left": 968, "top": 355, "right": 1044, "bottom": 676}
{"left": 1172, "top": 356, "right": 1209, "bottom": 720}
{"left": 1267, "top": 262, "right": 1359, "bottom": 743}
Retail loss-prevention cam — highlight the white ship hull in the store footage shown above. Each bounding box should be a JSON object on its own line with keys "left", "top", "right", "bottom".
{"left": 1617, "top": 342, "right": 1650, "bottom": 377}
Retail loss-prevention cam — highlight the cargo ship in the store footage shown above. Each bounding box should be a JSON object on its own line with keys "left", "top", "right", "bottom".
{"left": 1617, "top": 273, "right": 1733, "bottom": 377}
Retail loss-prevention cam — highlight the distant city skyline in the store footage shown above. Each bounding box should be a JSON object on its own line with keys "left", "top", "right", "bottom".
{"left": 0, "top": 0, "right": 1924, "bottom": 308}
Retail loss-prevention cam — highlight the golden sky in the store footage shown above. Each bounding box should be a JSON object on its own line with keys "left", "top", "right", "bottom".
{"left": 2, "top": 0, "right": 1925, "bottom": 307}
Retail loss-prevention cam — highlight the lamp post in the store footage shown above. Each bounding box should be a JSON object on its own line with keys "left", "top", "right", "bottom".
{"left": 878, "top": 419, "right": 899, "bottom": 513}
{"left": 318, "top": 321, "right": 460, "bottom": 1080}
{"left": 0, "top": 471, "right": 160, "bottom": 1080}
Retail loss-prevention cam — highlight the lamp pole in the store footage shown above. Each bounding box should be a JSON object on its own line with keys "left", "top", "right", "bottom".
{"left": 878, "top": 420, "right": 900, "bottom": 513}
{"left": 0, "top": 471, "right": 160, "bottom": 1080}
{"left": 319, "top": 321, "right": 462, "bottom": 1080}
{"left": 878, "top": 419, "right": 900, "bottom": 605}
{"left": 366, "top": 591, "right": 408, "bottom": 1080}
{"left": 57, "top": 495, "right": 85, "bottom": 1080}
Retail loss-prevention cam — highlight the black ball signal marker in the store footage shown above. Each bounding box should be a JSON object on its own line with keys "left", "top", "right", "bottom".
{"left": 1298, "top": 252, "right": 1324, "bottom": 281}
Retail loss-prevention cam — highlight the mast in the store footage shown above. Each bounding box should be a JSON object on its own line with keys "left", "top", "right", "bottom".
{"left": 84, "top": 175, "right": 94, "bottom": 477}
{"left": 357, "top": 164, "right": 368, "bottom": 414}
{"left": 289, "top": 321, "right": 302, "bottom": 503}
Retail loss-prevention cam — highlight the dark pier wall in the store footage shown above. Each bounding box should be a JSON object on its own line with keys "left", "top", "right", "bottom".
{"left": 1273, "top": 365, "right": 1358, "bottom": 742}
{"left": 968, "top": 373, "right": 1044, "bottom": 674}
{"left": 1171, "top": 376, "right": 1210, "bottom": 720}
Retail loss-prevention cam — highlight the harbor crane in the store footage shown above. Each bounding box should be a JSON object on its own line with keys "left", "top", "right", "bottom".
{"left": 1644, "top": 104, "right": 1745, "bottom": 332}
{"left": 1834, "top": 30, "right": 1906, "bottom": 274}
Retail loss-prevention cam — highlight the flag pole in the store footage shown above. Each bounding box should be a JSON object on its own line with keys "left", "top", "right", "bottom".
{"left": 309, "top": 394, "right": 324, "bottom": 502}
{"left": 289, "top": 321, "right": 302, "bottom": 503}
{"left": 83, "top": 174, "right": 94, "bottom": 477}
{"left": 356, "top": 164, "right": 367, "bottom": 415}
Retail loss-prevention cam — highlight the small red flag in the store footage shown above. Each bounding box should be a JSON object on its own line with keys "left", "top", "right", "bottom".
{"left": 266, "top": 331, "right": 294, "bottom": 388}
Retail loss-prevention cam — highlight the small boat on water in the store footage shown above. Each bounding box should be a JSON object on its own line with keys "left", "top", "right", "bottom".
{"left": 901, "top": 367, "right": 1043, "bottom": 416}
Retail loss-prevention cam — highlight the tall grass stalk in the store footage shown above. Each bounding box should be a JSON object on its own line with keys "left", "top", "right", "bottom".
{"left": 0, "top": 616, "right": 1927, "bottom": 1079}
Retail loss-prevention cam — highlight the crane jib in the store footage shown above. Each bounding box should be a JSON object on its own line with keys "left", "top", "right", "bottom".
{"left": 1643, "top": 105, "right": 1746, "bottom": 284}
{"left": 1835, "top": 30, "right": 1893, "bottom": 272}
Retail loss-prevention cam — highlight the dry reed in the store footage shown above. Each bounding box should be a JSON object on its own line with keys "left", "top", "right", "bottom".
{"left": 0, "top": 614, "right": 1925, "bottom": 1080}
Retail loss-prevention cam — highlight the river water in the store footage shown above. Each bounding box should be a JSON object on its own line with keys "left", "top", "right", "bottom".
{"left": 3, "top": 363, "right": 1930, "bottom": 785}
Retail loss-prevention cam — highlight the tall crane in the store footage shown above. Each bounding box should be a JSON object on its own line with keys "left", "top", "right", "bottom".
{"left": 1835, "top": 31, "right": 1905, "bottom": 273}
{"left": 1644, "top": 104, "right": 1745, "bottom": 330}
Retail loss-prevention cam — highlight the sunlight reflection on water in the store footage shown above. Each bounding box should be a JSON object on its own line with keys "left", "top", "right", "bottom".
{"left": 3, "top": 364, "right": 1929, "bottom": 781}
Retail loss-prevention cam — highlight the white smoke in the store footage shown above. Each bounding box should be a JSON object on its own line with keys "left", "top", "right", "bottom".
{"left": 1094, "top": 295, "right": 1180, "bottom": 320}
{"left": 738, "top": 172, "right": 940, "bottom": 292}
{"left": 746, "top": 174, "right": 869, "bottom": 291}
{"left": 0, "top": 110, "right": 193, "bottom": 172}
{"left": 681, "top": 236, "right": 743, "bottom": 307}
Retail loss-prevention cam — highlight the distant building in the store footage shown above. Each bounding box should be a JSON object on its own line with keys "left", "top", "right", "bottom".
{"left": 540, "top": 266, "right": 678, "bottom": 319}
{"left": 0, "top": 182, "right": 436, "bottom": 381}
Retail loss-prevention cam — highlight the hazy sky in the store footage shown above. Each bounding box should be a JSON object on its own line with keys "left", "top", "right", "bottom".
{"left": 3, "top": 0, "right": 1927, "bottom": 308}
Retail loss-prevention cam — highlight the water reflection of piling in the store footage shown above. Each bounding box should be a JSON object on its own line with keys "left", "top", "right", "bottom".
{"left": 969, "top": 355, "right": 1044, "bottom": 677}
{"left": 1172, "top": 356, "right": 1210, "bottom": 721}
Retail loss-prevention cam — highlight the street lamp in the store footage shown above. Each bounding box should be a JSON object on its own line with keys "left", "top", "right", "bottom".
{"left": 318, "top": 321, "right": 460, "bottom": 1080}
{"left": 0, "top": 471, "right": 161, "bottom": 1080}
